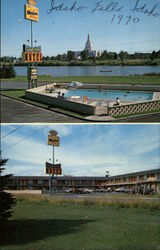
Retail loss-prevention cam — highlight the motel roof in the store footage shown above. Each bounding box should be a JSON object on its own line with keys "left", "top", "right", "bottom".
{"left": 11, "top": 168, "right": 160, "bottom": 180}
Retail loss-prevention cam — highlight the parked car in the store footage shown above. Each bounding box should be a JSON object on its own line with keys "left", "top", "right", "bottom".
{"left": 65, "top": 188, "right": 73, "bottom": 193}
{"left": 115, "top": 187, "right": 126, "bottom": 193}
{"left": 115, "top": 187, "right": 132, "bottom": 193}
{"left": 144, "top": 188, "right": 154, "bottom": 195}
{"left": 75, "top": 188, "right": 86, "bottom": 194}
{"left": 107, "top": 187, "right": 114, "bottom": 192}
{"left": 83, "top": 188, "right": 93, "bottom": 194}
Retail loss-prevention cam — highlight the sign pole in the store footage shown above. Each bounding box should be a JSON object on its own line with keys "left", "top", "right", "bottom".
{"left": 24, "top": 1, "right": 40, "bottom": 89}
{"left": 31, "top": 20, "right": 33, "bottom": 88}
{"left": 49, "top": 174, "right": 51, "bottom": 196}
{"left": 27, "top": 63, "right": 30, "bottom": 89}
{"left": 46, "top": 130, "right": 62, "bottom": 195}
{"left": 31, "top": 20, "right": 33, "bottom": 49}
{"left": 52, "top": 145, "right": 54, "bottom": 194}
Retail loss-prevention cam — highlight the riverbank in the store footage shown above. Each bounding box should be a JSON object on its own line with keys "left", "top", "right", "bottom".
{"left": 1, "top": 75, "right": 160, "bottom": 84}
{"left": 14, "top": 58, "right": 160, "bottom": 66}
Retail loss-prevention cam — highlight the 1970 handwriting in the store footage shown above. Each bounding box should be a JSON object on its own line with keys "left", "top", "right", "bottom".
{"left": 47, "top": 0, "right": 160, "bottom": 25}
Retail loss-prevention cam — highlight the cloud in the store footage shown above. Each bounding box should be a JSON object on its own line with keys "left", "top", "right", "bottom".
{"left": 1, "top": 125, "right": 160, "bottom": 177}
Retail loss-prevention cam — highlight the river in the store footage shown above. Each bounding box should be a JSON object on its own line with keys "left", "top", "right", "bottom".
{"left": 14, "top": 65, "right": 160, "bottom": 77}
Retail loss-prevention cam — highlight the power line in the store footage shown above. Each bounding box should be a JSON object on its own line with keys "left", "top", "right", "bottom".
{"left": 4, "top": 126, "right": 47, "bottom": 151}
{"left": 1, "top": 126, "right": 23, "bottom": 140}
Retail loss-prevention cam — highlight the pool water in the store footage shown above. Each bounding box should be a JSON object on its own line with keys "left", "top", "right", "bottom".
{"left": 65, "top": 89, "right": 153, "bottom": 101}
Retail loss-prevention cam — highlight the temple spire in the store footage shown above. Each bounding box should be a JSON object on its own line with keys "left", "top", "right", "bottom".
{"left": 84, "top": 33, "right": 92, "bottom": 52}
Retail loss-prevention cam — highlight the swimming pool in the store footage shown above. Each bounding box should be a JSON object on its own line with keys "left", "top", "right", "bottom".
{"left": 64, "top": 89, "right": 153, "bottom": 101}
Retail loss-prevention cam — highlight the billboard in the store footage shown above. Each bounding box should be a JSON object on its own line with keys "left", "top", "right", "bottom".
{"left": 22, "top": 52, "right": 42, "bottom": 62}
{"left": 48, "top": 135, "right": 60, "bottom": 146}
{"left": 23, "top": 44, "right": 41, "bottom": 53}
{"left": 27, "top": 67, "right": 38, "bottom": 80}
{"left": 24, "top": 4, "right": 39, "bottom": 22}
{"left": 45, "top": 162, "right": 62, "bottom": 175}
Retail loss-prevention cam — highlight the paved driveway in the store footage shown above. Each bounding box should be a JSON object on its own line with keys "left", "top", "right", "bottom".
{"left": 1, "top": 81, "right": 47, "bottom": 90}
{"left": 1, "top": 96, "right": 86, "bottom": 123}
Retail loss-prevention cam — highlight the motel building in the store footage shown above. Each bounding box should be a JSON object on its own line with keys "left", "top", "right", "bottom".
{"left": 5, "top": 168, "right": 160, "bottom": 194}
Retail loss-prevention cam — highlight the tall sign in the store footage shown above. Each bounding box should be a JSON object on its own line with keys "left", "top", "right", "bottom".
{"left": 48, "top": 130, "right": 60, "bottom": 147}
{"left": 24, "top": 0, "right": 41, "bottom": 89}
{"left": 46, "top": 130, "right": 62, "bottom": 195}
{"left": 24, "top": 0, "right": 39, "bottom": 22}
{"left": 45, "top": 163, "right": 62, "bottom": 175}
{"left": 22, "top": 44, "right": 42, "bottom": 63}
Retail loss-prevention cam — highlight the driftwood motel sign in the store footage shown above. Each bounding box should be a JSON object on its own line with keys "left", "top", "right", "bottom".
{"left": 23, "top": 0, "right": 42, "bottom": 89}
{"left": 46, "top": 130, "right": 62, "bottom": 195}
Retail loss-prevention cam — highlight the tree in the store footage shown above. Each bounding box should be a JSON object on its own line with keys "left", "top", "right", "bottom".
{"left": 80, "top": 50, "right": 89, "bottom": 61}
{"left": 113, "top": 52, "right": 118, "bottom": 60}
{"left": 0, "top": 152, "right": 16, "bottom": 223}
{"left": 150, "top": 50, "right": 156, "bottom": 61}
{"left": 67, "top": 51, "right": 75, "bottom": 61}
{"left": 119, "top": 51, "right": 126, "bottom": 61}
{"left": 101, "top": 51, "right": 108, "bottom": 60}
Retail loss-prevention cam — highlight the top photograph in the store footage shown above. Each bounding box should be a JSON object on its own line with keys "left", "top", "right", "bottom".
{"left": 1, "top": 0, "right": 160, "bottom": 123}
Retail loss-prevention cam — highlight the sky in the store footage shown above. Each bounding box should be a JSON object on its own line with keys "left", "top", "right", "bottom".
{"left": 1, "top": 0, "right": 160, "bottom": 57}
{"left": 1, "top": 124, "right": 160, "bottom": 177}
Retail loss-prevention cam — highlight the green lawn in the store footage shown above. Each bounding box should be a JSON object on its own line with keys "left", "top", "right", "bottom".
{"left": 1, "top": 196, "right": 160, "bottom": 250}
{"left": 1, "top": 75, "right": 160, "bottom": 84}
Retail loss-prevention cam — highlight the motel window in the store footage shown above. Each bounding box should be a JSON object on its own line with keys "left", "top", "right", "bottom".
{"left": 147, "top": 174, "right": 155, "bottom": 178}
{"left": 28, "top": 180, "right": 33, "bottom": 185}
{"left": 133, "top": 176, "right": 136, "bottom": 182}
{"left": 38, "top": 180, "right": 43, "bottom": 185}
{"left": 43, "top": 180, "right": 49, "bottom": 185}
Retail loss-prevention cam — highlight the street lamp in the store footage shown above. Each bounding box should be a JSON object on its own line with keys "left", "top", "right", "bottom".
{"left": 34, "top": 40, "right": 37, "bottom": 46}
{"left": 105, "top": 171, "right": 110, "bottom": 177}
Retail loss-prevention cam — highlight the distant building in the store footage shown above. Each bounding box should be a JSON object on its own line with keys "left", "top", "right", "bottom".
{"left": 74, "top": 34, "right": 103, "bottom": 59}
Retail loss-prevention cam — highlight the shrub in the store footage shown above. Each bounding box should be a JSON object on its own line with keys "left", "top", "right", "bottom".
{"left": 0, "top": 64, "right": 16, "bottom": 78}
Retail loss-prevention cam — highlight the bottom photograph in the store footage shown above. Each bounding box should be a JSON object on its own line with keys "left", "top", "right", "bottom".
{"left": 1, "top": 124, "right": 160, "bottom": 250}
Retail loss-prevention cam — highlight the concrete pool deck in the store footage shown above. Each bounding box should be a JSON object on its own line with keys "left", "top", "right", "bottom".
{"left": 42, "top": 83, "right": 159, "bottom": 112}
{"left": 25, "top": 83, "right": 160, "bottom": 119}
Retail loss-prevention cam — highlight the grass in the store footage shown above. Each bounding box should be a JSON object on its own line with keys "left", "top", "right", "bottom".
{"left": 1, "top": 195, "right": 160, "bottom": 250}
{"left": 1, "top": 75, "right": 160, "bottom": 84}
